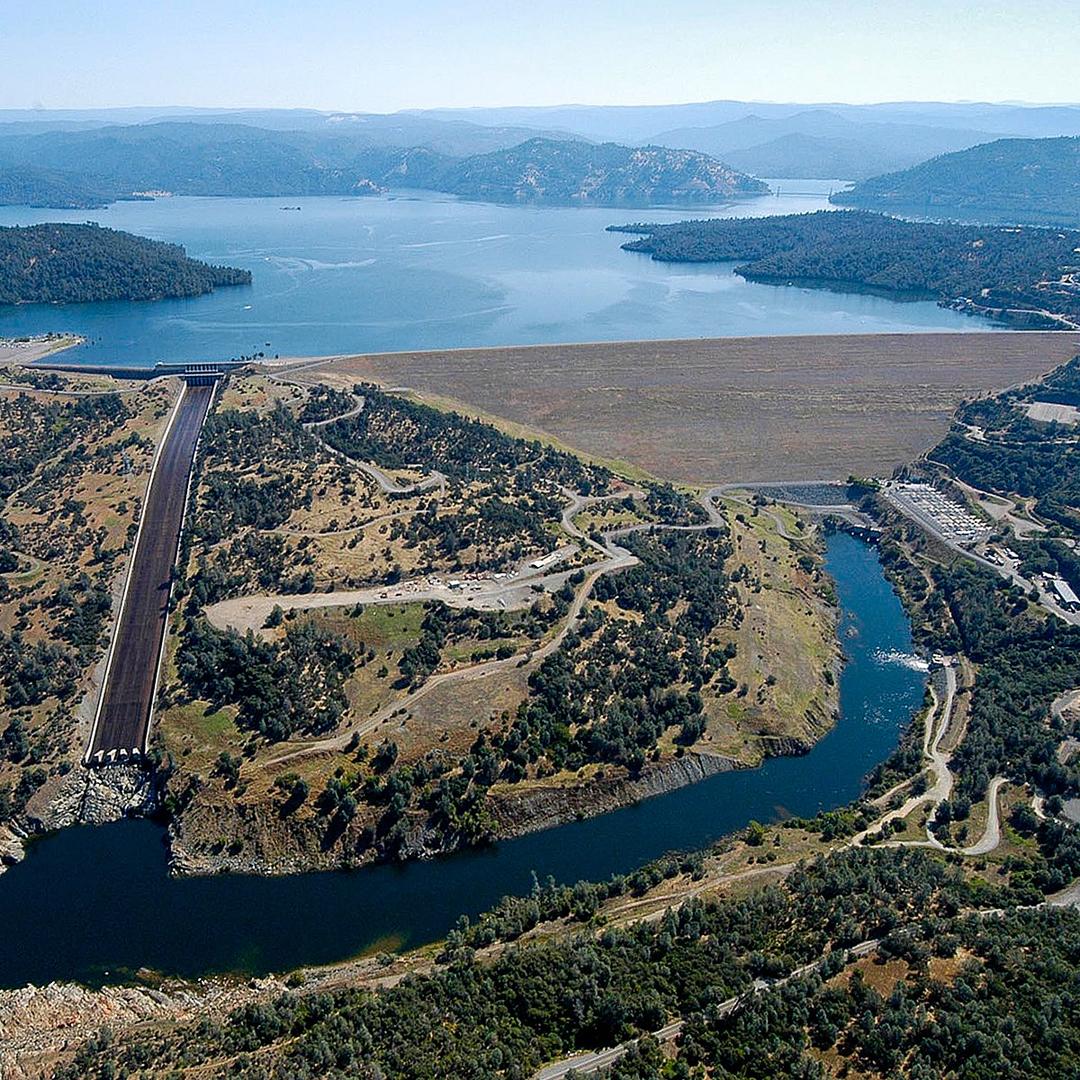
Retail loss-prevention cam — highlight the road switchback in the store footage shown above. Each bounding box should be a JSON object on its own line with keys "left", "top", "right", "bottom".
{"left": 87, "top": 381, "right": 214, "bottom": 763}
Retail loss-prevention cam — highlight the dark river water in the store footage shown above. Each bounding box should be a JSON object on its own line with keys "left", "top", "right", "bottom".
{"left": 0, "top": 184, "right": 989, "bottom": 368}
{"left": 0, "top": 532, "right": 925, "bottom": 988}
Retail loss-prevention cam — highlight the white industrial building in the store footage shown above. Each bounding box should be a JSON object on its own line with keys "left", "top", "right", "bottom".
{"left": 1052, "top": 577, "right": 1080, "bottom": 610}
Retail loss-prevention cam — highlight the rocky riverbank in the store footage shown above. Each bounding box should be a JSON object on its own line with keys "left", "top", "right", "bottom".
{"left": 0, "top": 972, "right": 283, "bottom": 1080}
{"left": 0, "top": 765, "right": 156, "bottom": 875}
{"left": 165, "top": 746, "right": 793, "bottom": 877}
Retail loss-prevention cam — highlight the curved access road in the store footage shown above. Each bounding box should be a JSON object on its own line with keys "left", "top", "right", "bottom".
{"left": 962, "top": 776, "right": 1006, "bottom": 856}
{"left": 87, "top": 382, "right": 214, "bottom": 763}
{"left": 852, "top": 659, "right": 956, "bottom": 847}
{"left": 533, "top": 938, "right": 880, "bottom": 1079}
{"left": 262, "top": 530, "right": 637, "bottom": 769}
{"left": 277, "top": 380, "right": 446, "bottom": 497}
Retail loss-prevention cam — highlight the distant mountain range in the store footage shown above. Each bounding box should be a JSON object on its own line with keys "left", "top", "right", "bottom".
{"left": 0, "top": 125, "right": 765, "bottom": 208}
{"left": 830, "top": 136, "right": 1080, "bottom": 225}
{"left": 0, "top": 107, "right": 579, "bottom": 156}
{"left": 408, "top": 99, "right": 1080, "bottom": 144}
{"left": 2, "top": 102, "right": 1080, "bottom": 211}
{"left": 410, "top": 100, "right": 1080, "bottom": 182}
{"left": 648, "top": 110, "right": 1002, "bottom": 179}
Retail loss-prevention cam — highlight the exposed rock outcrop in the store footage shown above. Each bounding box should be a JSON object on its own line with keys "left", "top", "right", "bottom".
{"left": 0, "top": 765, "right": 157, "bottom": 875}
{"left": 487, "top": 751, "right": 738, "bottom": 839}
{"left": 0, "top": 974, "right": 282, "bottom": 1080}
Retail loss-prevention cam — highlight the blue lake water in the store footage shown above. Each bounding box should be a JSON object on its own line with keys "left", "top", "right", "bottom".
{"left": 0, "top": 183, "right": 990, "bottom": 368}
{"left": 0, "top": 531, "right": 925, "bottom": 987}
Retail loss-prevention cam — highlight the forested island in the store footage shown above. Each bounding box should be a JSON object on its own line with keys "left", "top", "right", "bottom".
{"left": 0, "top": 223, "right": 251, "bottom": 304}
{"left": 612, "top": 210, "right": 1080, "bottom": 328}
{"left": 0, "top": 123, "right": 765, "bottom": 207}
{"left": 832, "top": 136, "right": 1080, "bottom": 226}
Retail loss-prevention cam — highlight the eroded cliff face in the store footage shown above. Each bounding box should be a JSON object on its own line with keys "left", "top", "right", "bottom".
{"left": 165, "top": 750, "right": 745, "bottom": 877}
{"left": 0, "top": 973, "right": 283, "bottom": 1080}
{"left": 0, "top": 736, "right": 807, "bottom": 882}
{"left": 485, "top": 751, "right": 739, "bottom": 838}
{"left": 0, "top": 764, "right": 156, "bottom": 875}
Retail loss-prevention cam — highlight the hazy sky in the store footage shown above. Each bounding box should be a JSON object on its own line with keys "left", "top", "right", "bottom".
{"left": 4, "top": 0, "right": 1078, "bottom": 112}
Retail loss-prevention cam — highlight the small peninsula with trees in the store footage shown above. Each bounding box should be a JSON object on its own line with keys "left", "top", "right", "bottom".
{"left": 0, "top": 223, "right": 251, "bottom": 305}
{"left": 612, "top": 209, "right": 1080, "bottom": 328}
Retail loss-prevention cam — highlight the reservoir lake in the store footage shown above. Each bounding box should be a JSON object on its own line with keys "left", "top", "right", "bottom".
{"left": 0, "top": 182, "right": 990, "bottom": 368}
{"left": 0, "top": 532, "right": 925, "bottom": 987}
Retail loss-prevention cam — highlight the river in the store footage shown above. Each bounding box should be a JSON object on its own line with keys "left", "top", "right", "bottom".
{"left": 0, "top": 183, "right": 989, "bottom": 368}
{"left": 0, "top": 531, "right": 924, "bottom": 988}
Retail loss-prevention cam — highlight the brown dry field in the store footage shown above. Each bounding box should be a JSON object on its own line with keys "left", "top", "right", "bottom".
{"left": 281, "top": 332, "right": 1080, "bottom": 483}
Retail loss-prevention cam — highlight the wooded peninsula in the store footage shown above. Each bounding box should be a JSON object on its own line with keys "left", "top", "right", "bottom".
{"left": 0, "top": 223, "right": 251, "bottom": 305}
{"left": 612, "top": 210, "right": 1080, "bottom": 328}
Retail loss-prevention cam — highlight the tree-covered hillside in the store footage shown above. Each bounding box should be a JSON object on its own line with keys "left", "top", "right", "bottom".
{"left": 50, "top": 848, "right": 1080, "bottom": 1079}
{"left": 0, "top": 163, "right": 120, "bottom": 209}
{"left": 832, "top": 136, "right": 1080, "bottom": 225}
{"left": 0, "top": 223, "right": 251, "bottom": 304}
{"left": 441, "top": 138, "right": 767, "bottom": 204}
{"left": 612, "top": 210, "right": 1080, "bottom": 328}
{"left": 0, "top": 122, "right": 765, "bottom": 207}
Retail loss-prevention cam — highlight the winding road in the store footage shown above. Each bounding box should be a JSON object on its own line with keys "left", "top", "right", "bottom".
{"left": 533, "top": 938, "right": 881, "bottom": 1079}
{"left": 281, "top": 380, "right": 446, "bottom": 497}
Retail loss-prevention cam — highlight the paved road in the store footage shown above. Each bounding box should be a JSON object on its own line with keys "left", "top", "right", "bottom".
{"left": 88, "top": 382, "right": 214, "bottom": 762}
{"left": 272, "top": 378, "right": 446, "bottom": 497}
{"left": 533, "top": 939, "right": 880, "bottom": 1078}
{"left": 852, "top": 660, "right": 957, "bottom": 848}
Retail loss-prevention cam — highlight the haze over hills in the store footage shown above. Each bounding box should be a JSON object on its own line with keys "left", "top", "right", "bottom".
{"left": 649, "top": 110, "right": 1005, "bottom": 179}
{"left": 2, "top": 100, "right": 1079, "bottom": 195}
{"left": 2, "top": 101, "right": 1080, "bottom": 197}
{"left": 408, "top": 99, "right": 1080, "bottom": 144}
{"left": 0, "top": 123, "right": 764, "bottom": 207}
{"left": 0, "top": 107, "right": 580, "bottom": 156}
{"left": 833, "top": 136, "right": 1080, "bottom": 225}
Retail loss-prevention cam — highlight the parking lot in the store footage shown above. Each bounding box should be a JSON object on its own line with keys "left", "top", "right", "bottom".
{"left": 884, "top": 482, "right": 992, "bottom": 546}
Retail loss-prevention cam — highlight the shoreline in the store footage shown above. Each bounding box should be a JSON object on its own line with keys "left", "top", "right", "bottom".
{"left": 0, "top": 332, "right": 85, "bottom": 366}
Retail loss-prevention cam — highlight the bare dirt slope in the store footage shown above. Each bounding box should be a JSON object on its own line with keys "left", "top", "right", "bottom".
{"left": 278, "top": 332, "right": 1080, "bottom": 483}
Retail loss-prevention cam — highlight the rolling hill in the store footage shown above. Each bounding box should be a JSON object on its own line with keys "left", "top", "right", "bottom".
{"left": 0, "top": 163, "right": 122, "bottom": 209}
{"left": 649, "top": 109, "right": 1001, "bottom": 179}
{"left": 440, "top": 138, "right": 767, "bottom": 204}
{"left": 831, "top": 136, "right": 1080, "bottom": 224}
{"left": 0, "top": 124, "right": 765, "bottom": 207}
{"left": 409, "top": 99, "right": 1080, "bottom": 145}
